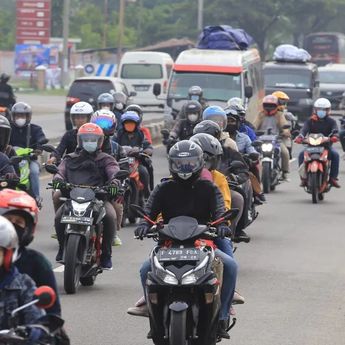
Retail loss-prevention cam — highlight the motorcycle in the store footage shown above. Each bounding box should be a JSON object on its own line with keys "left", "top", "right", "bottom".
{"left": 131, "top": 204, "right": 238, "bottom": 345}
{"left": 0, "top": 286, "right": 67, "bottom": 345}
{"left": 298, "top": 133, "right": 334, "bottom": 204}
{"left": 161, "top": 129, "right": 177, "bottom": 154}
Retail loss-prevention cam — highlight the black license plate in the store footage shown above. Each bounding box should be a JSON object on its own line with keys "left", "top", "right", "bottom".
{"left": 158, "top": 248, "right": 200, "bottom": 262}
{"left": 61, "top": 216, "right": 93, "bottom": 225}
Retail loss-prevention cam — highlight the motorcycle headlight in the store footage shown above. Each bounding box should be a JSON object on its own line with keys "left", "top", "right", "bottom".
{"left": 308, "top": 137, "right": 322, "bottom": 146}
{"left": 153, "top": 256, "right": 178, "bottom": 285}
{"left": 261, "top": 143, "right": 273, "bottom": 152}
{"left": 71, "top": 200, "right": 91, "bottom": 216}
{"left": 181, "top": 255, "right": 209, "bottom": 285}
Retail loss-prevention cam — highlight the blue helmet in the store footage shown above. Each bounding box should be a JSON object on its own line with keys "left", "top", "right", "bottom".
{"left": 121, "top": 111, "right": 140, "bottom": 124}
{"left": 202, "top": 106, "right": 227, "bottom": 131}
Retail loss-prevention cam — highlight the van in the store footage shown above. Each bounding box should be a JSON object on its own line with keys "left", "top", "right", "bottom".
{"left": 118, "top": 51, "right": 174, "bottom": 108}
{"left": 263, "top": 61, "right": 319, "bottom": 122}
{"left": 158, "top": 48, "right": 264, "bottom": 127}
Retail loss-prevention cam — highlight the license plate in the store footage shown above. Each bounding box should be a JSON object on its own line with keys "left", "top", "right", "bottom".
{"left": 134, "top": 85, "right": 150, "bottom": 91}
{"left": 158, "top": 248, "right": 200, "bottom": 262}
{"left": 306, "top": 147, "right": 323, "bottom": 154}
{"left": 61, "top": 216, "right": 93, "bottom": 225}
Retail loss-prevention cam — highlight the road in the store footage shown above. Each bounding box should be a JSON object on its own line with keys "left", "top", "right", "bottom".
{"left": 12, "top": 95, "right": 345, "bottom": 344}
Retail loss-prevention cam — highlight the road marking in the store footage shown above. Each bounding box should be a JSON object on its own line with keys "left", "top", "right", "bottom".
{"left": 53, "top": 265, "right": 64, "bottom": 272}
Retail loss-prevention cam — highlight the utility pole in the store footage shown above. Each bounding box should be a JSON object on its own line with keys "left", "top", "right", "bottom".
{"left": 197, "top": 0, "right": 203, "bottom": 31}
{"left": 62, "top": 0, "right": 70, "bottom": 88}
{"left": 117, "top": 0, "right": 125, "bottom": 65}
{"left": 103, "top": 0, "right": 108, "bottom": 48}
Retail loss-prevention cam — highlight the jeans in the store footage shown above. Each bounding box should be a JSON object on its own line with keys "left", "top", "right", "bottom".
{"left": 298, "top": 147, "right": 339, "bottom": 178}
{"left": 139, "top": 240, "right": 237, "bottom": 321}
{"left": 29, "top": 160, "right": 40, "bottom": 198}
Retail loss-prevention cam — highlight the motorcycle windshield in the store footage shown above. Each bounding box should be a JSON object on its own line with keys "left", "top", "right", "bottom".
{"left": 159, "top": 216, "right": 208, "bottom": 241}
{"left": 259, "top": 134, "right": 277, "bottom": 142}
{"left": 70, "top": 187, "right": 95, "bottom": 203}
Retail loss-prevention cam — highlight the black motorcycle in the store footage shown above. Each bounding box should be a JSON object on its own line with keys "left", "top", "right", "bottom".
{"left": 131, "top": 205, "right": 238, "bottom": 345}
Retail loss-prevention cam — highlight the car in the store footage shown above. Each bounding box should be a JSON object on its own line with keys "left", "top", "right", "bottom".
{"left": 318, "top": 63, "right": 345, "bottom": 114}
{"left": 64, "top": 76, "right": 135, "bottom": 130}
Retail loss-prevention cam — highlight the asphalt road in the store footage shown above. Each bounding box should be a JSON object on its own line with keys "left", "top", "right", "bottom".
{"left": 32, "top": 145, "right": 345, "bottom": 345}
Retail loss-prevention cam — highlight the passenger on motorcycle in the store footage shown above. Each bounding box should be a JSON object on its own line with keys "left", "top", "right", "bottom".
{"left": 53, "top": 123, "right": 120, "bottom": 269}
{"left": 9, "top": 102, "right": 47, "bottom": 201}
{"left": 125, "top": 104, "right": 152, "bottom": 143}
{"left": 113, "top": 111, "right": 153, "bottom": 199}
{"left": 0, "top": 73, "right": 16, "bottom": 110}
{"left": 133, "top": 140, "right": 237, "bottom": 339}
{"left": 112, "top": 91, "right": 128, "bottom": 129}
{"left": 0, "top": 216, "right": 45, "bottom": 331}
{"left": 0, "top": 189, "right": 61, "bottom": 316}
{"left": 253, "top": 94, "right": 291, "bottom": 180}
{"left": 295, "top": 98, "right": 340, "bottom": 188}
{"left": 0, "top": 115, "right": 16, "bottom": 159}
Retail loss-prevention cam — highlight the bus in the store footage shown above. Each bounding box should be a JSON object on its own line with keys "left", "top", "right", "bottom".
{"left": 303, "top": 32, "right": 345, "bottom": 66}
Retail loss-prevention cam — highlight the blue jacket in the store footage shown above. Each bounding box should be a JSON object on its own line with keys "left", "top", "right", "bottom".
{"left": 10, "top": 123, "right": 47, "bottom": 148}
{"left": 235, "top": 131, "right": 257, "bottom": 154}
{"left": 0, "top": 267, "right": 44, "bottom": 329}
{"left": 239, "top": 124, "right": 256, "bottom": 141}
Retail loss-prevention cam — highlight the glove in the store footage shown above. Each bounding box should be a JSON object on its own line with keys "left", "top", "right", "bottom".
{"left": 52, "top": 179, "right": 64, "bottom": 190}
{"left": 107, "top": 180, "right": 120, "bottom": 197}
{"left": 330, "top": 136, "right": 339, "bottom": 143}
{"left": 216, "top": 224, "right": 232, "bottom": 239}
{"left": 27, "top": 327, "right": 45, "bottom": 345}
{"left": 128, "top": 146, "right": 140, "bottom": 156}
{"left": 294, "top": 136, "right": 303, "bottom": 144}
{"left": 135, "top": 223, "right": 150, "bottom": 240}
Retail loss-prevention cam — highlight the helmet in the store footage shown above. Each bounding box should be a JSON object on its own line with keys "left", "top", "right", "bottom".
{"left": 313, "top": 97, "right": 331, "bottom": 119}
{"left": 168, "top": 140, "right": 204, "bottom": 181}
{"left": 193, "top": 120, "right": 222, "bottom": 140}
{"left": 0, "top": 115, "right": 11, "bottom": 152}
{"left": 121, "top": 111, "right": 140, "bottom": 132}
{"left": 77, "top": 123, "right": 104, "bottom": 153}
{"left": 262, "top": 95, "right": 279, "bottom": 116}
{"left": 0, "top": 216, "right": 18, "bottom": 271}
{"left": 11, "top": 102, "right": 32, "bottom": 127}
{"left": 188, "top": 86, "right": 203, "bottom": 101}
{"left": 0, "top": 189, "right": 38, "bottom": 247}
{"left": 112, "top": 92, "right": 128, "bottom": 111}
{"left": 227, "top": 97, "right": 243, "bottom": 108}
{"left": 272, "top": 91, "right": 289, "bottom": 111}
{"left": 70, "top": 101, "right": 93, "bottom": 126}
{"left": 190, "top": 133, "right": 223, "bottom": 171}
{"left": 185, "top": 100, "right": 202, "bottom": 123}
{"left": 0, "top": 73, "right": 10, "bottom": 83}
{"left": 202, "top": 106, "right": 227, "bottom": 130}
{"left": 225, "top": 108, "right": 241, "bottom": 134}
{"left": 125, "top": 104, "right": 143, "bottom": 123}
{"left": 91, "top": 109, "right": 117, "bottom": 136}
{"left": 97, "top": 93, "right": 115, "bottom": 110}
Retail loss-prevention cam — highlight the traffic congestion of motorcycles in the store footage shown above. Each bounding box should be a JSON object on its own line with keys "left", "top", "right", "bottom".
{"left": 0, "top": 28, "right": 345, "bottom": 345}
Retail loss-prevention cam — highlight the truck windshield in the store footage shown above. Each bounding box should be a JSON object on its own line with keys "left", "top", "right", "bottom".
{"left": 264, "top": 69, "right": 312, "bottom": 89}
{"left": 168, "top": 72, "right": 242, "bottom": 101}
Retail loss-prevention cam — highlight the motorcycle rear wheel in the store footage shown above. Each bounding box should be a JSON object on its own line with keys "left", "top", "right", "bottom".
{"left": 64, "top": 234, "right": 83, "bottom": 294}
{"left": 262, "top": 162, "right": 271, "bottom": 194}
{"left": 169, "top": 310, "right": 187, "bottom": 345}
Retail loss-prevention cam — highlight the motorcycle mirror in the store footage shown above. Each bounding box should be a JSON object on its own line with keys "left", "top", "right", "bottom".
{"left": 256, "top": 130, "right": 265, "bottom": 136}
{"left": 34, "top": 286, "right": 56, "bottom": 309}
{"left": 282, "top": 124, "right": 291, "bottom": 129}
{"left": 116, "top": 170, "right": 129, "bottom": 180}
{"left": 9, "top": 156, "right": 22, "bottom": 165}
{"left": 129, "top": 204, "right": 156, "bottom": 225}
{"left": 41, "top": 144, "right": 57, "bottom": 153}
{"left": 45, "top": 164, "right": 58, "bottom": 174}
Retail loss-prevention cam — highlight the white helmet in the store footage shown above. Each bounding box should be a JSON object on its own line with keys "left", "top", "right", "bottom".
{"left": 313, "top": 98, "right": 331, "bottom": 119}
{"left": 0, "top": 216, "right": 18, "bottom": 270}
{"left": 70, "top": 101, "right": 94, "bottom": 124}
{"left": 227, "top": 97, "right": 243, "bottom": 108}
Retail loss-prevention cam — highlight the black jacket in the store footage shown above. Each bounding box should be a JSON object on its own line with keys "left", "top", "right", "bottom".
{"left": 0, "top": 151, "right": 16, "bottom": 175}
{"left": 10, "top": 123, "right": 47, "bottom": 148}
{"left": 300, "top": 116, "right": 339, "bottom": 137}
{"left": 53, "top": 129, "right": 78, "bottom": 159}
{"left": 143, "top": 178, "right": 225, "bottom": 225}
{"left": 0, "top": 82, "right": 15, "bottom": 108}
{"left": 170, "top": 119, "right": 199, "bottom": 140}
{"left": 114, "top": 129, "right": 153, "bottom": 155}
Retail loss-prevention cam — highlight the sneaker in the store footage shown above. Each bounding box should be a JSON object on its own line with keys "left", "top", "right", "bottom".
{"left": 258, "top": 193, "right": 266, "bottom": 202}
{"left": 233, "top": 229, "right": 250, "bottom": 243}
{"left": 127, "top": 303, "right": 149, "bottom": 317}
{"left": 217, "top": 320, "right": 230, "bottom": 339}
{"left": 233, "top": 291, "right": 245, "bottom": 305}
{"left": 253, "top": 196, "right": 263, "bottom": 205}
{"left": 51, "top": 233, "right": 57, "bottom": 239}
{"left": 55, "top": 247, "right": 63, "bottom": 262}
{"left": 112, "top": 235, "right": 122, "bottom": 246}
{"left": 330, "top": 178, "right": 341, "bottom": 188}
{"left": 100, "top": 256, "right": 113, "bottom": 270}
{"left": 135, "top": 296, "right": 146, "bottom": 307}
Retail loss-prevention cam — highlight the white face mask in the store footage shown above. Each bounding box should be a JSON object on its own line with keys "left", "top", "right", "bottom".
{"left": 188, "top": 114, "right": 199, "bottom": 123}
{"left": 115, "top": 103, "right": 124, "bottom": 110}
{"left": 15, "top": 118, "right": 26, "bottom": 127}
{"left": 83, "top": 141, "right": 98, "bottom": 153}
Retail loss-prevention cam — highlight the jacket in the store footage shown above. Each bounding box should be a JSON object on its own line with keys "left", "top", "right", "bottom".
{"left": 15, "top": 248, "right": 61, "bottom": 316}
{"left": 10, "top": 123, "right": 47, "bottom": 149}
{"left": 114, "top": 128, "right": 153, "bottom": 155}
{"left": 220, "top": 132, "right": 238, "bottom": 151}
{"left": 211, "top": 170, "right": 231, "bottom": 210}
{"left": 234, "top": 131, "right": 256, "bottom": 154}
{"left": 253, "top": 110, "right": 290, "bottom": 137}
{"left": 300, "top": 115, "right": 339, "bottom": 137}
{"left": 0, "top": 82, "right": 15, "bottom": 108}
{"left": 170, "top": 119, "right": 199, "bottom": 140}
{"left": 0, "top": 152, "right": 16, "bottom": 176}
{"left": 143, "top": 178, "right": 225, "bottom": 225}
{"left": 0, "top": 267, "right": 44, "bottom": 329}
{"left": 239, "top": 124, "right": 257, "bottom": 141}
{"left": 52, "top": 129, "right": 78, "bottom": 160}
{"left": 140, "top": 127, "right": 152, "bottom": 144}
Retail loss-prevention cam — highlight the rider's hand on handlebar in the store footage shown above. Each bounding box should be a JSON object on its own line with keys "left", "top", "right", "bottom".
{"left": 52, "top": 179, "right": 64, "bottom": 190}
{"left": 330, "top": 136, "right": 339, "bottom": 143}
{"left": 216, "top": 224, "right": 232, "bottom": 239}
{"left": 135, "top": 223, "right": 150, "bottom": 240}
{"left": 47, "top": 157, "right": 57, "bottom": 165}
{"left": 294, "top": 136, "right": 303, "bottom": 144}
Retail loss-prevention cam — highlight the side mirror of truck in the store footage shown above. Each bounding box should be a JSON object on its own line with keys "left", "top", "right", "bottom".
{"left": 153, "top": 83, "right": 161, "bottom": 97}
{"left": 244, "top": 85, "right": 253, "bottom": 99}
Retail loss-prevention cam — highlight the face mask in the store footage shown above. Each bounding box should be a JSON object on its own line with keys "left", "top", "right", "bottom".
{"left": 124, "top": 122, "right": 136, "bottom": 132}
{"left": 316, "top": 109, "right": 327, "bottom": 119}
{"left": 187, "top": 114, "right": 199, "bottom": 123}
{"left": 226, "top": 124, "right": 238, "bottom": 134}
{"left": 15, "top": 118, "right": 26, "bottom": 127}
{"left": 101, "top": 105, "right": 111, "bottom": 110}
{"left": 83, "top": 141, "right": 98, "bottom": 153}
{"left": 115, "top": 103, "right": 124, "bottom": 110}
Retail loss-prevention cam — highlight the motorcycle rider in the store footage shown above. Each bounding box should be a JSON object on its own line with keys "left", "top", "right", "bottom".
{"left": 253, "top": 94, "right": 291, "bottom": 180}
{"left": 9, "top": 102, "right": 48, "bottom": 202}
{"left": 97, "top": 92, "right": 115, "bottom": 111}
{"left": 112, "top": 91, "right": 128, "bottom": 129}
{"left": 0, "top": 73, "right": 16, "bottom": 111}
{"left": 295, "top": 98, "right": 340, "bottom": 188}
{"left": 125, "top": 104, "right": 152, "bottom": 143}
{"left": 0, "top": 189, "right": 61, "bottom": 316}
{"left": 113, "top": 111, "right": 153, "bottom": 199}
{"left": 0, "top": 115, "right": 17, "bottom": 166}
{"left": 53, "top": 123, "right": 120, "bottom": 269}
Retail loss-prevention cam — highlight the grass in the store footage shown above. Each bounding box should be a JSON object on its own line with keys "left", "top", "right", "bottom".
{"left": 12, "top": 79, "right": 67, "bottom": 96}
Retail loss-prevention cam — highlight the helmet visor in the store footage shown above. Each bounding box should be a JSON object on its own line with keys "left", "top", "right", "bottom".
{"left": 170, "top": 156, "right": 203, "bottom": 175}
{"left": 263, "top": 103, "right": 277, "bottom": 111}
{"left": 92, "top": 116, "right": 115, "bottom": 134}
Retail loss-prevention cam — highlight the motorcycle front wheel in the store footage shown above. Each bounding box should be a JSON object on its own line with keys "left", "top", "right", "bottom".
{"left": 309, "top": 172, "right": 319, "bottom": 204}
{"left": 262, "top": 161, "right": 271, "bottom": 194}
{"left": 169, "top": 310, "right": 187, "bottom": 345}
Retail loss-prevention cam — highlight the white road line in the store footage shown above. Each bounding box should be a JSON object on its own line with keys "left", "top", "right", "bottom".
{"left": 53, "top": 265, "right": 64, "bottom": 272}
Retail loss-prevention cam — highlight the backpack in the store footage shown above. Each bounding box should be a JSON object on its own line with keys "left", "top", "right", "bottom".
{"left": 273, "top": 44, "right": 311, "bottom": 62}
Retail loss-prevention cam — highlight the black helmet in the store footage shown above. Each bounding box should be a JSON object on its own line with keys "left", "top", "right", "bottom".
{"left": 225, "top": 108, "right": 241, "bottom": 134}
{"left": 190, "top": 133, "right": 223, "bottom": 170}
{"left": 97, "top": 93, "right": 114, "bottom": 110}
{"left": 168, "top": 140, "right": 204, "bottom": 181}
{"left": 193, "top": 120, "right": 221, "bottom": 140}
{"left": 0, "top": 73, "right": 10, "bottom": 83}
{"left": 188, "top": 85, "right": 203, "bottom": 101}
{"left": 11, "top": 102, "right": 32, "bottom": 127}
{"left": 125, "top": 104, "right": 143, "bottom": 123}
{"left": 0, "top": 115, "right": 11, "bottom": 152}
{"left": 185, "top": 100, "right": 202, "bottom": 123}
{"left": 112, "top": 91, "right": 127, "bottom": 111}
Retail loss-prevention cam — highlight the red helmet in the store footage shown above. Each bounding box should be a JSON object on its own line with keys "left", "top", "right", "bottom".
{"left": 0, "top": 189, "right": 39, "bottom": 247}
{"left": 77, "top": 123, "right": 104, "bottom": 153}
{"left": 263, "top": 95, "right": 279, "bottom": 116}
